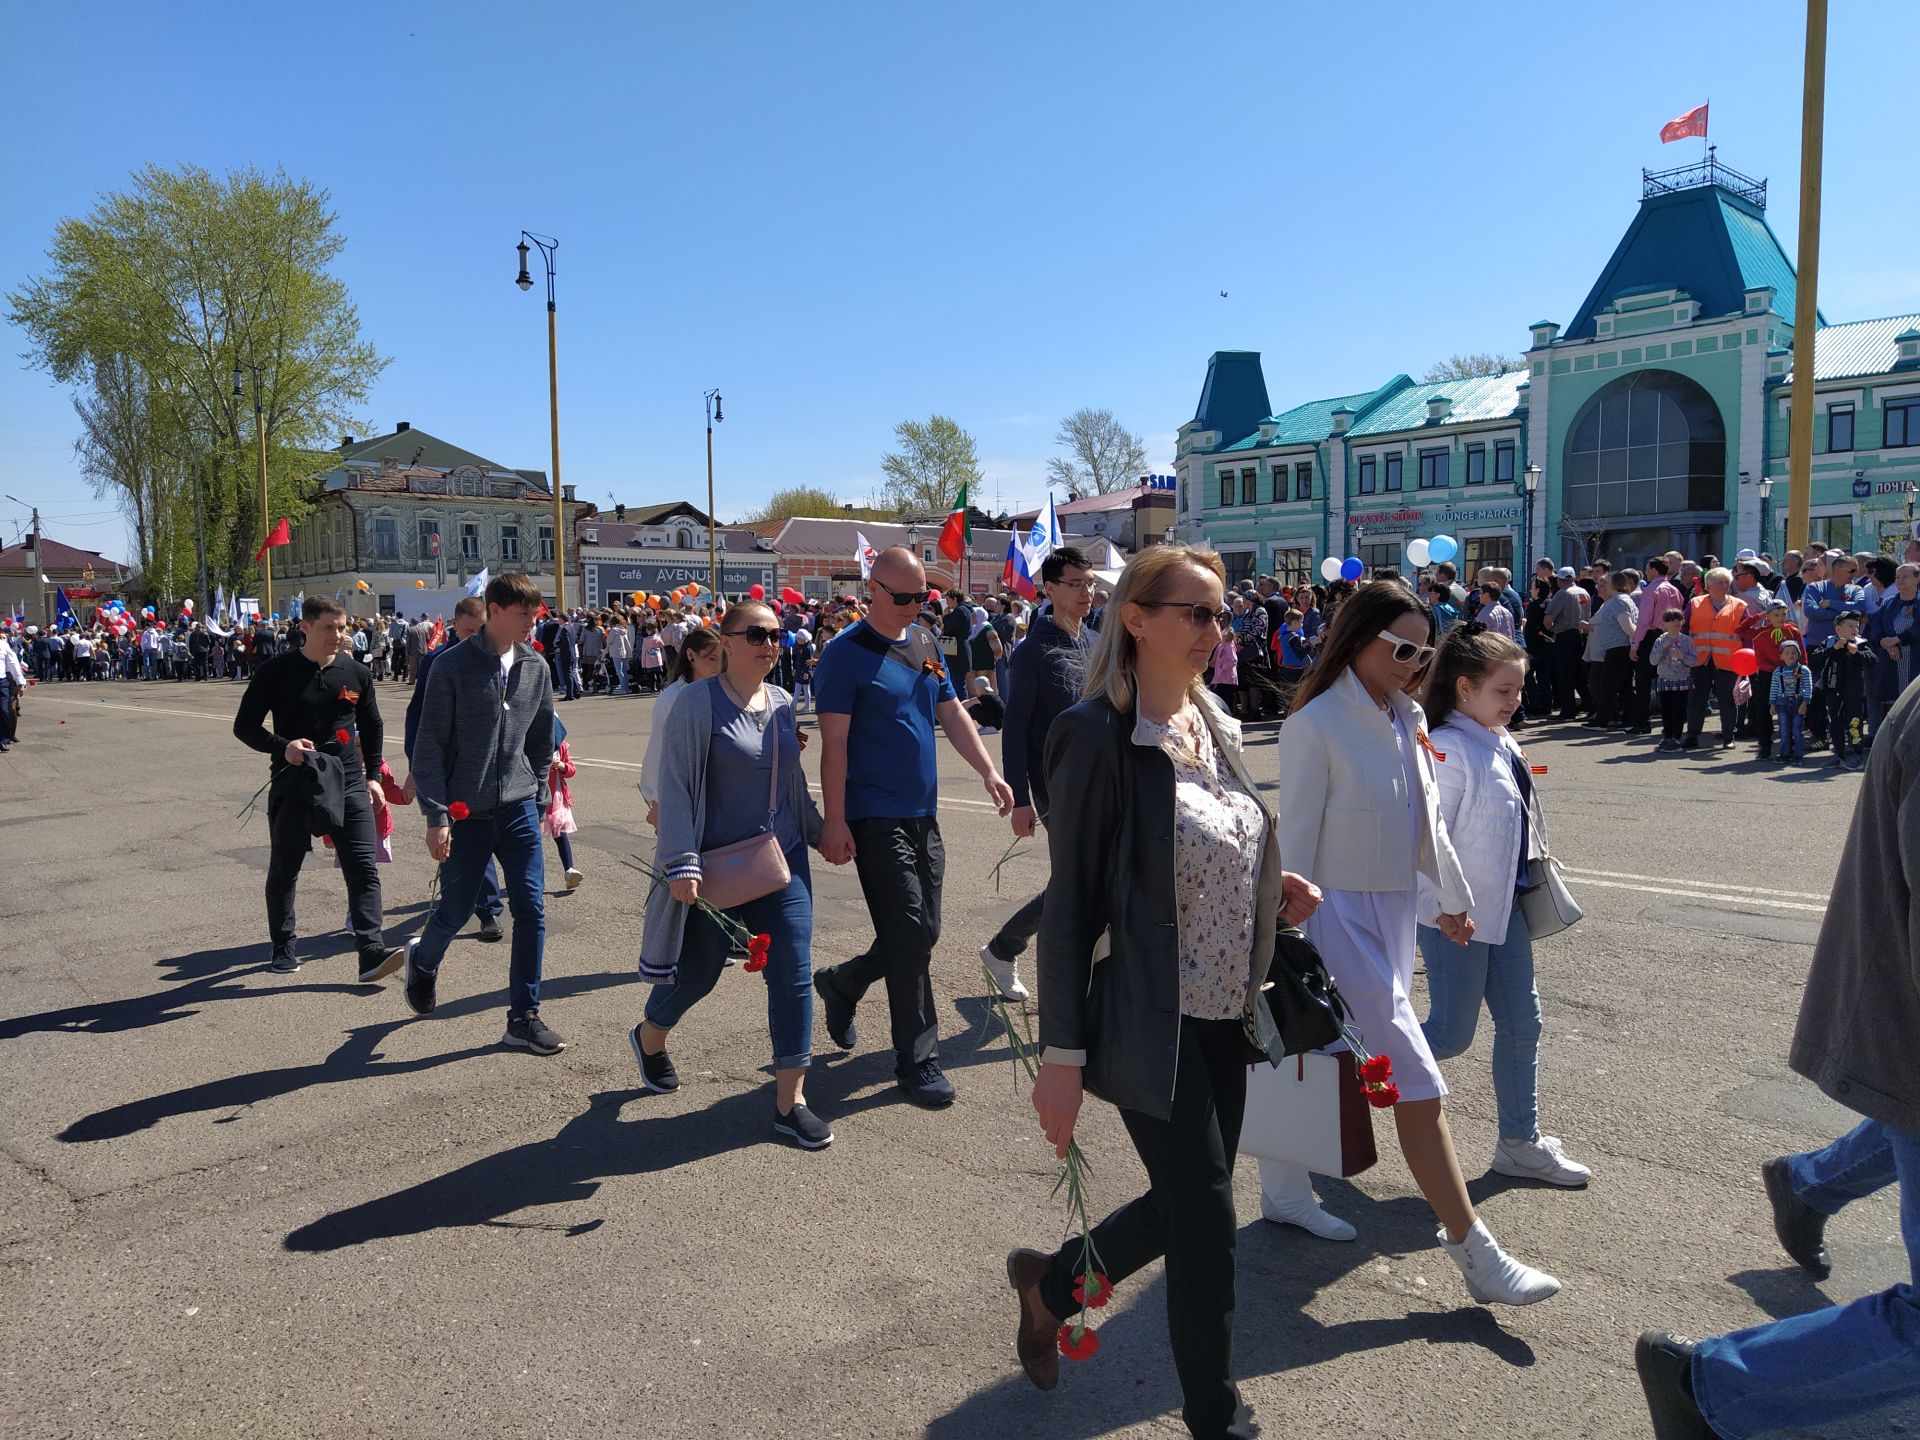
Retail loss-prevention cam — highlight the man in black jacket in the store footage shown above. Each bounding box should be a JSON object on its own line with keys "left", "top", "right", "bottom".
{"left": 233, "top": 594, "right": 402, "bottom": 980}
{"left": 980, "top": 547, "right": 1094, "bottom": 1000}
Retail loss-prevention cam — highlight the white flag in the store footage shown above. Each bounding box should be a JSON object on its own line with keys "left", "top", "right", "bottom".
{"left": 856, "top": 532, "right": 877, "bottom": 581}
{"left": 464, "top": 567, "right": 490, "bottom": 597}
{"left": 1022, "top": 494, "right": 1061, "bottom": 573}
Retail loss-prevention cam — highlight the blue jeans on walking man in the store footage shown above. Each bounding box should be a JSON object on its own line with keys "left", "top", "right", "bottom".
{"left": 411, "top": 798, "right": 545, "bottom": 1017}
{"left": 1692, "top": 1118, "right": 1920, "bottom": 1435}
{"left": 1418, "top": 913, "right": 1544, "bottom": 1142}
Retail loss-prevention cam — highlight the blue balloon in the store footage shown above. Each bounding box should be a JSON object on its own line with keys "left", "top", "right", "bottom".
{"left": 1340, "top": 557, "right": 1365, "bottom": 582}
{"left": 1429, "top": 534, "right": 1459, "bottom": 564}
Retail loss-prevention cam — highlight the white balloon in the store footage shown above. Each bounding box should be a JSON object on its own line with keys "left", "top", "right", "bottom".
{"left": 1319, "top": 555, "right": 1344, "bottom": 582}
{"left": 1406, "top": 538, "right": 1431, "bottom": 568}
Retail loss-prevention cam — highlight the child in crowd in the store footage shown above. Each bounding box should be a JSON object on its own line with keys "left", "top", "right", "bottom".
{"left": 1649, "top": 608, "right": 1698, "bottom": 753}
{"left": 1208, "top": 625, "right": 1241, "bottom": 718}
{"left": 1816, "top": 611, "right": 1876, "bottom": 770}
{"left": 1276, "top": 608, "right": 1310, "bottom": 709}
{"left": 1479, "top": 583, "right": 1516, "bottom": 640}
{"left": 545, "top": 715, "right": 585, "bottom": 888}
{"left": 1743, "top": 597, "right": 1804, "bottom": 761}
{"left": 962, "top": 673, "right": 1005, "bottom": 732}
{"left": 1428, "top": 582, "right": 1461, "bottom": 635}
{"left": 638, "top": 624, "right": 665, "bottom": 693}
{"left": 791, "top": 628, "right": 816, "bottom": 712}
{"left": 1771, "top": 640, "right": 1813, "bottom": 763}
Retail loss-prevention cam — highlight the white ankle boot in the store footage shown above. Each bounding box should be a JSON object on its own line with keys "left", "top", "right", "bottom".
{"left": 1258, "top": 1159, "right": 1357, "bottom": 1241}
{"left": 1439, "top": 1219, "right": 1561, "bottom": 1305}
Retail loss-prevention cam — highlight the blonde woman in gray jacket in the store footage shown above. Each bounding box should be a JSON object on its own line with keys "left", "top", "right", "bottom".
{"left": 630, "top": 601, "right": 835, "bottom": 1149}
{"left": 1261, "top": 583, "right": 1559, "bottom": 1307}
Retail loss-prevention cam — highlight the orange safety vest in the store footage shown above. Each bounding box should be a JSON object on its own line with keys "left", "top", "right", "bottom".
{"left": 1689, "top": 594, "right": 1746, "bottom": 667}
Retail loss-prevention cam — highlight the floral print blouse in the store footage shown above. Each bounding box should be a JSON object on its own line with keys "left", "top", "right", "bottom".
{"left": 1139, "top": 710, "right": 1268, "bottom": 1021}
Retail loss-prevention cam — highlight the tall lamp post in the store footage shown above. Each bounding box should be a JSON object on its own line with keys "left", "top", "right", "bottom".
{"left": 515, "top": 232, "right": 566, "bottom": 611}
{"left": 1759, "top": 477, "right": 1775, "bottom": 556}
{"left": 1522, "top": 463, "right": 1541, "bottom": 572}
{"left": 704, "top": 389, "right": 724, "bottom": 602}
{"left": 234, "top": 362, "right": 273, "bottom": 623}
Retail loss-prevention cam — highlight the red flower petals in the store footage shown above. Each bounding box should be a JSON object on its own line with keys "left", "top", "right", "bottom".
{"left": 1358, "top": 1054, "right": 1393, "bottom": 1085}
{"left": 1072, "top": 1272, "right": 1112, "bottom": 1309}
{"left": 742, "top": 954, "right": 769, "bottom": 974}
{"left": 1057, "top": 1322, "right": 1100, "bottom": 1360}
{"left": 447, "top": 801, "right": 471, "bottom": 822}
{"left": 748, "top": 933, "right": 771, "bottom": 955}
{"left": 1365, "top": 1082, "right": 1401, "bottom": 1109}
{"left": 532, "top": 640, "right": 545, "bottom": 652}
{"left": 334, "top": 728, "right": 352, "bottom": 745}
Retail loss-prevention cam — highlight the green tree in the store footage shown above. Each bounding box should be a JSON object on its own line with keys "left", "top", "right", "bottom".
{"left": 1046, "top": 406, "right": 1149, "bottom": 496}
{"left": 740, "top": 484, "right": 892, "bottom": 524}
{"left": 1421, "top": 352, "right": 1521, "bottom": 382}
{"left": 8, "top": 163, "right": 386, "bottom": 599}
{"left": 880, "top": 415, "right": 981, "bottom": 514}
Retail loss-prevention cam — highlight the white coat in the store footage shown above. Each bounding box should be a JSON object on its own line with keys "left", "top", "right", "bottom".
{"left": 1417, "top": 713, "right": 1551, "bottom": 945}
{"left": 1276, "top": 668, "right": 1472, "bottom": 913}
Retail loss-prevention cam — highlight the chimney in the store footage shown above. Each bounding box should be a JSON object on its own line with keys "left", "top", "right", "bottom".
{"left": 396, "top": 420, "right": 410, "bottom": 433}
{"left": 340, "top": 436, "right": 356, "bottom": 450}
{"left": 615, "top": 503, "right": 626, "bottom": 522}
{"left": 562, "top": 484, "right": 576, "bottom": 502}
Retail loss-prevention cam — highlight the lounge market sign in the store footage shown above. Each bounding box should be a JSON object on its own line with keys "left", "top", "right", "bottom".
{"left": 1350, "top": 502, "right": 1524, "bottom": 528}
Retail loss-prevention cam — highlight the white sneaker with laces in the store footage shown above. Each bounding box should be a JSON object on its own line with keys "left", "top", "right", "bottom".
{"left": 1439, "top": 1219, "right": 1561, "bottom": 1306}
{"left": 565, "top": 866, "right": 585, "bottom": 890}
{"left": 1492, "top": 1133, "right": 1591, "bottom": 1187}
{"left": 1257, "top": 1159, "right": 1357, "bottom": 1241}
{"left": 979, "top": 944, "right": 1029, "bottom": 1001}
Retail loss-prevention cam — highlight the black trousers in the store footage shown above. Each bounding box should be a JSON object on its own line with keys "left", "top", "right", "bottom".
{"left": 1750, "top": 669, "right": 1776, "bottom": 754}
{"left": 265, "top": 769, "right": 386, "bottom": 962}
{"left": 1039, "top": 1017, "right": 1252, "bottom": 1440}
{"left": 1597, "top": 647, "right": 1633, "bottom": 724}
{"left": 822, "top": 815, "right": 945, "bottom": 1070}
{"left": 1659, "top": 689, "right": 1689, "bottom": 739}
{"left": 1553, "top": 632, "right": 1587, "bottom": 714}
{"left": 1525, "top": 642, "right": 1555, "bottom": 715}
{"left": 1630, "top": 646, "right": 1658, "bottom": 729}
{"left": 1686, "top": 664, "right": 1740, "bottom": 744}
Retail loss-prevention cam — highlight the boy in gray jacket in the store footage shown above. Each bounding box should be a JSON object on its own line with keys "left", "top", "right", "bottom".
{"left": 404, "top": 572, "right": 563, "bottom": 1054}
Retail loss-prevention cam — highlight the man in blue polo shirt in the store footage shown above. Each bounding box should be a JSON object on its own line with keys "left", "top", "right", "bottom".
{"left": 812, "top": 545, "right": 1016, "bottom": 1107}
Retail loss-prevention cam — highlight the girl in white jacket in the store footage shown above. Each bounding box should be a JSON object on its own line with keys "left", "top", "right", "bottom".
{"left": 1418, "top": 624, "right": 1592, "bottom": 1188}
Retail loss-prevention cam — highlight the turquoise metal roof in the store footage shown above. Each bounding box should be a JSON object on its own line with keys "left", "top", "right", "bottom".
{"left": 1718, "top": 195, "right": 1802, "bottom": 319}
{"left": 1189, "top": 351, "right": 1272, "bottom": 453}
{"left": 1217, "top": 386, "right": 1380, "bottom": 451}
{"left": 1782, "top": 312, "right": 1920, "bottom": 383}
{"left": 1347, "top": 370, "right": 1528, "bottom": 437}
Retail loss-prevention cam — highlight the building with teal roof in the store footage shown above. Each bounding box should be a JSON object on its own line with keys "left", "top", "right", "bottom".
{"left": 1175, "top": 152, "right": 1920, "bottom": 583}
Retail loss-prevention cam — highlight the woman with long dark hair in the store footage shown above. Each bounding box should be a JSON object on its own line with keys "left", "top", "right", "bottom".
{"left": 1256, "top": 582, "right": 1561, "bottom": 1306}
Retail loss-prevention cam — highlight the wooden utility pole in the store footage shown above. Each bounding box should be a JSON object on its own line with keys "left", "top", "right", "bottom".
{"left": 1785, "top": 0, "right": 1827, "bottom": 553}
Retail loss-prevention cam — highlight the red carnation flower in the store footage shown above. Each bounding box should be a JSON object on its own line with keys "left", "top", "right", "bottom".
{"left": 742, "top": 954, "right": 769, "bottom": 974}
{"left": 1358, "top": 1054, "right": 1393, "bottom": 1085}
{"left": 532, "top": 640, "right": 545, "bottom": 652}
{"left": 1057, "top": 1323, "right": 1100, "bottom": 1361}
{"left": 748, "top": 932, "right": 772, "bottom": 954}
{"left": 1072, "top": 1272, "right": 1112, "bottom": 1309}
{"left": 334, "top": 728, "right": 352, "bottom": 745}
{"left": 1366, "top": 1082, "right": 1401, "bottom": 1109}
{"left": 447, "top": 801, "right": 471, "bottom": 822}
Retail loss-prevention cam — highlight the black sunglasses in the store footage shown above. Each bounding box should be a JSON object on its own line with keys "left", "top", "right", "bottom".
{"left": 722, "top": 624, "right": 781, "bottom": 645}
{"left": 872, "top": 582, "right": 932, "bottom": 606}
{"left": 1137, "top": 600, "right": 1233, "bottom": 629}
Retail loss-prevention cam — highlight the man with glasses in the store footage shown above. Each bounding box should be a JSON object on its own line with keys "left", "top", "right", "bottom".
{"left": 980, "top": 547, "right": 1095, "bottom": 1000}
{"left": 812, "top": 546, "right": 1016, "bottom": 1107}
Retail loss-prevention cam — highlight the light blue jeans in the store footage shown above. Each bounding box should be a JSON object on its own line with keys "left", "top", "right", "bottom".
{"left": 1417, "top": 907, "right": 1542, "bottom": 1141}
{"left": 1694, "top": 1118, "right": 1920, "bottom": 1436}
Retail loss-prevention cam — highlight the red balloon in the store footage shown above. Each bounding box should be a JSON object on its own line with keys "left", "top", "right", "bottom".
{"left": 748, "top": 583, "right": 766, "bottom": 601}
{"left": 927, "top": 589, "right": 942, "bottom": 603}
{"left": 1727, "top": 647, "right": 1759, "bottom": 677}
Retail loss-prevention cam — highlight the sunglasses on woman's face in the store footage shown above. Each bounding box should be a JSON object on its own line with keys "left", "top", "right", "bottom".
{"left": 1376, "top": 630, "right": 1437, "bottom": 667}
{"left": 1137, "top": 600, "right": 1233, "bottom": 630}
{"left": 723, "top": 625, "right": 781, "bottom": 646}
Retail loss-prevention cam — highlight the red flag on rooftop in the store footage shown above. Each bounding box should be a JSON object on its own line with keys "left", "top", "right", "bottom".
{"left": 253, "top": 516, "right": 291, "bottom": 562}
{"left": 1660, "top": 103, "right": 1708, "bottom": 144}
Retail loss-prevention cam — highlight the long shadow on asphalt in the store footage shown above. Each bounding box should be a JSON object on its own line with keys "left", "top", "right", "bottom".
{"left": 1725, "top": 1266, "right": 1837, "bottom": 1323}
{"left": 55, "top": 969, "right": 631, "bottom": 1143}
{"left": 927, "top": 1193, "right": 1535, "bottom": 1440}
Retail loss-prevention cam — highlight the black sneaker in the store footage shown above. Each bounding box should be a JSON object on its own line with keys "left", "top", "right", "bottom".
{"left": 1633, "top": 1332, "right": 1716, "bottom": 1440}
{"left": 897, "top": 1058, "right": 956, "bottom": 1108}
{"left": 476, "top": 913, "right": 504, "bottom": 943}
{"left": 504, "top": 1010, "right": 567, "bottom": 1055}
{"left": 402, "top": 940, "right": 437, "bottom": 1016}
{"left": 814, "top": 971, "right": 856, "bottom": 1051}
{"left": 270, "top": 946, "right": 302, "bottom": 974}
{"left": 628, "top": 1024, "right": 679, "bottom": 1093}
{"left": 1762, "top": 1157, "right": 1832, "bottom": 1278}
{"left": 358, "top": 946, "right": 405, "bottom": 984}
{"left": 773, "top": 1102, "right": 834, "bottom": 1149}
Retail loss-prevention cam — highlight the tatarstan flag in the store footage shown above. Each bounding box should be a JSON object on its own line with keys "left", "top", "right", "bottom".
{"left": 937, "top": 483, "right": 970, "bottom": 563}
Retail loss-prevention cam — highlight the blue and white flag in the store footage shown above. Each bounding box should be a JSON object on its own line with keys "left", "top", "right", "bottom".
{"left": 1022, "top": 494, "right": 1062, "bottom": 574}
{"left": 54, "top": 586, "right": 77, "bottom": 630}
{"left": 463, "top": 567, "right": 490, "bottom": 598}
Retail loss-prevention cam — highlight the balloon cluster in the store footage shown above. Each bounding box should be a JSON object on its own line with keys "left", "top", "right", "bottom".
{"left": 1405, "top": 534, "right": 1459, "bottom": 568}
{"left": 1319, "top": 556, "right": 1366, "bottom": 583}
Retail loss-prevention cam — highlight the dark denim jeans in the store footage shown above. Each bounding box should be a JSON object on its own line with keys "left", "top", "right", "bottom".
{"left": 817, "top": 815, "right": 944, "bottom": 1071}
{"left": 410, "top": 799, "right": 545, "bottom": 1017}
{"left": 1695, "top": 1118, "right": 1920, "bottom": 1436}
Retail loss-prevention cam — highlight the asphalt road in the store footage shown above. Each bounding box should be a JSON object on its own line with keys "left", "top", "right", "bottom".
{"left": 0, "top": 676, "right": 1898, "bottom": 1440}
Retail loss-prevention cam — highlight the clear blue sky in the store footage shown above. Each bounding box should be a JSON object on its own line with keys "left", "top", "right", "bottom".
{"left": 3, "top": 0, "right": 1915, "bottom": 564}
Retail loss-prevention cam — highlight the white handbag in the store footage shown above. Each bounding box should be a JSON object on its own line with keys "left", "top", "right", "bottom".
{"left": 1238, "top": 1051, "right": 1377, "bottom": 1178}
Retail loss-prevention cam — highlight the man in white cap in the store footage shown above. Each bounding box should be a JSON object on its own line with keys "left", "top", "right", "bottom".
{"left": 1543, "top": 566, "right": 1592, "bottom": 719}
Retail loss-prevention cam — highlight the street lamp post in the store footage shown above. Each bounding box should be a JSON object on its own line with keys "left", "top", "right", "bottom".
{"left": 234, "top": 363, "right": 273, "bottom": 623}
{"left": 1522, "top": 463, "right": 1541, "bottom": 573}
{"left": 704, "top": 389, "right": 724, "bottom": 602}
{"left": 1759, "top": 477, "right": 1775, "bottom": 555}
{"left": 515, "top": 232, "right": 566, "bottom": 611}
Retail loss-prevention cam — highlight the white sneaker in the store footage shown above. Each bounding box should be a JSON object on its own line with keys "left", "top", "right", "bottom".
{"left": 979, "top": 945, "right": 1029, "bottom": 1001}
{"left": 1439, "top": 1219, "right": 1561, "bottom": 1306}
{"left": 1257, "top": 1158, "right": 1357, "bottom": 1241}
{"left": 1492, "top": 1133, "right": 1591, "bottom": 1187}
{"left": 565, "top": 866, "right": 585, "bottom": 890}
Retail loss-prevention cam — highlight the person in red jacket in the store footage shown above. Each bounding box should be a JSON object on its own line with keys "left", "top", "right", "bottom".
{"left": 1741, "top": 597, "right": 1804, "bottom": 761}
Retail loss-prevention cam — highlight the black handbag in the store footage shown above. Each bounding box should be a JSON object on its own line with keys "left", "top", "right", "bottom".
{"left": 1244, "top": 924, "right": 1352, "bottom": 1064}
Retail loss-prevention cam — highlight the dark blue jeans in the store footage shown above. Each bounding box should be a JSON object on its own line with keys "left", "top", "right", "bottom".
{"left": 412, "top": 799, "right": 545, "bottom": 1017}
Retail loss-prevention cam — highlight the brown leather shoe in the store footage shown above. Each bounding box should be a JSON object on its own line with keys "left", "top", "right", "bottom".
{"left": 1006, "top": 1248, "right": 1060, "bottom": 1391}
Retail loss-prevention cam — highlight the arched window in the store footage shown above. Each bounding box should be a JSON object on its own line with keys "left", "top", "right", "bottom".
{"left": 1564, "top": 370, "right": 1725, "bottom": 519}
{"left": 675, "top": 528, "right": 694, "bottom": 549}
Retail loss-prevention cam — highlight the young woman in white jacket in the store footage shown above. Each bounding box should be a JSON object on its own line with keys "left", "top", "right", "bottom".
{"left": 1417, "top": 623, "right": 1591, "bottom": 1186}
{"left": 1263, "top": 582, "right": 1560, "bottom": 1307}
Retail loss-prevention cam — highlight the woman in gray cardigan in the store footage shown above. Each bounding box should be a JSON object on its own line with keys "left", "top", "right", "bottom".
{"left": 630, "top": 601, "right": 831, "bottom": 1149}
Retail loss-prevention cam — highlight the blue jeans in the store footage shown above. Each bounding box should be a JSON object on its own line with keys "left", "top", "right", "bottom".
{"left": 645, "top": 847, "right": 813, "bottom": 1070}
{"left": 1775, "top": 703, "right": 1806, "bottom": 758}
{"left": 609, "top": 656, "right": 629, "bottom": 694}
{"left": 412, "top": 799, "right": 545, "bottom": 1017}
{"left": 1695, "top": 1118, "right": 1920, "bottom": 1437}
{"left": 1417, "top": 908, "right": 1543, "bottom": 1141}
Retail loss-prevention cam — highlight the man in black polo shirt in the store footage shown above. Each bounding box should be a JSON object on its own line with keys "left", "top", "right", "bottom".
{"left": 234, "top": 594, "right": 403, "bottom": 979}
